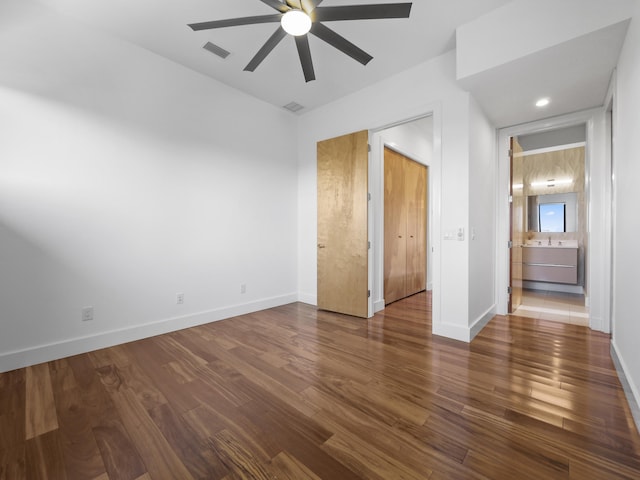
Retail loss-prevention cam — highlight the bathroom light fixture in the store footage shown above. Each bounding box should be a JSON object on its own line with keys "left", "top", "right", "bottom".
{"left": 281, "top": 10, "right": 312, "bottom": 36}
{"left": 536, "top": 98, "right": 550, "bottom": 107}
{"left": 512, "top": 183, "right": 524, "bottom": 189}
{"left": 531, "top": 179, "right": 572, "bottom": 187}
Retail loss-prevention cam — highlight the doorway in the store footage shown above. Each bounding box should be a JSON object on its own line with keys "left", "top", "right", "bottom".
{"left": 508, "top": 127, "right": 588, "bottom": 324}
{"left": 496, "top": 107, "right": 619, "bottom": 333}
{"left": 370, "top": 116, "right": 433, "bottom": 309}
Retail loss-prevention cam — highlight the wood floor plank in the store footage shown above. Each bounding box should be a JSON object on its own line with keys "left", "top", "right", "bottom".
{"left": 124, "top": 340, "right": 200, "bottom": 414}
{"left": 96, "top": 372, "right": 195, "bottom": 480}
{"left": 322, "top": 432, "right": 431, "bottom": 480}
{"left": 208, "top": 429, "right": 274, "bottom": 480}
{"left": 66, "top": 355, "right": 147, "bottom": 480}
{"left": 148, "top": 402, "right": 228, "bottom": 480}
{"left": 92, "top": 424, "right": 147, "bottom": 480}
{"left": 0, "top": 369, "right": 27, "bottom": 454}
{"left": 306, "top": 387, "right": 476, "bottom": 477}
{"left": 25, "top": 430, "right": 67, "bottom": 480}
{"left": 4, "top": 292, "right": 640, "bottom": 479}
{"left": 88, "top": 345, "right": 132, "bottom": 370}
{"left": 25, "top": 363, "right": 58, "bottom": 439}
{"left": 236, "top": 397, "right": 362, "bottom": 480}
{"left": 270, "top": 451, "right": 323, "bottom": 480}
{"left": 0, "top": 443, "right": 26, "bottom": 480}
{"left": 185, "top": 382, "right": 284, "bottom": 461}
{"left": 50, "top": 358, "right": 106, "bottom": 480}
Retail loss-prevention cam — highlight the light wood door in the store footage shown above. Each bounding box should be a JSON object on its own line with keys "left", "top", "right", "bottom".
{"left": 384, "top": 148, "right": 427, "bottom": 305}
{"left": 509, "top": 137, "right": 524, "bottom": 313}
{"left": 384, "top": 149, "right": 407, "bottom": 304}
{"left": 317, "top": 130, "right": 369, "bottom": 318}
{"left": 406, "top": 159, "right": 427, "bottom": 295}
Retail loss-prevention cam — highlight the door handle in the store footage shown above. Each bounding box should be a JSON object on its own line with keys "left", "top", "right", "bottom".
{"left": 318, "top": 244, "right": 326, "bottom": 249}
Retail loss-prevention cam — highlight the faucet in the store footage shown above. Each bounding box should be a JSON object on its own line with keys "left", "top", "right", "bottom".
{"left": 548, "top": 236, "right": 551, "bottom": 246}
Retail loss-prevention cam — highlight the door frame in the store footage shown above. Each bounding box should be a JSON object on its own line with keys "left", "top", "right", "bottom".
{"left": 604, "top": 69, "right": 617, "bottom": 336}
{"left": 496, "top": 107, "right": 612, "bottom": 333}
{"left": 369, "top": 110, "right": 440, "bottom": 323}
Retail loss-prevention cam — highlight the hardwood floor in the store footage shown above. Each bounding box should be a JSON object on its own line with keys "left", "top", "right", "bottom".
{"left": 2, "top": 292, "right": 640, "bottom": 479}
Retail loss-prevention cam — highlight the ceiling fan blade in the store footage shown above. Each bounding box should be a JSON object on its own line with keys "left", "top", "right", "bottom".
{"left": 259, "top": 0, "right": 290, "bottom": 13}
{"left": 314, "top": 3, "right": 412, "bottom": 22}
{"left": 295, "top": 35, "right": 316, "bottom": 82}
{"left": 301, "top": 0, "right": 324, "bottom": 12}
{"left": 244, "top": 26, "right": 288, "bottom": 72}
{"left": 189, "top": 14, "right": 282, "bottom": 31}
{"left": 286, "top": 0, "right": 303, "bottom": 9}
{"left": 310, "top": 23, "right": 372, "bottom": 65}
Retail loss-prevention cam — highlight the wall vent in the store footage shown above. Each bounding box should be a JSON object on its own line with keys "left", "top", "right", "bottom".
{"left": 283, "top": 101, "right": 305, "bottom": 113}
{"left": 203, "top": 42, "right": 230, "bottom": 59}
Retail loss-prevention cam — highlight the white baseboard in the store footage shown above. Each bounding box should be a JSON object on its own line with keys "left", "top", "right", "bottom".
{"left": 470, "top": 304, "right": 497, "bottom": 341}
{"left": 0, "top": 293, "right": 298, "bottom": 374}
{"left": 610, "top": 341, "right": 640, "bottom": 434}
{"left": 432, "top": 322, "right": 472, "bottom": 342}
{"left": 432, "top": 304, "right": 496, "bottom": 343}
{"left": 589, "top": 314, "right": 609, "bottom": 334}
{"left": 374, "top": 300, "right": 386, "bottom": 312}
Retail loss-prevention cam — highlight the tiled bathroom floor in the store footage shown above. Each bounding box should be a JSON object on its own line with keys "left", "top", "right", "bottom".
{"left": 512, "top": 289, "right": 589, "bottom": 326}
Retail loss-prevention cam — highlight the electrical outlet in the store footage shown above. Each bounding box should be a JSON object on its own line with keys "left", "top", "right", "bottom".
{"left": 240, "top": 284, "right": 247, "bottom": 294}
{"left": 176, "top": 293, "right": 184, "bottom": 305}
{"left": 82, "top": 306, "right": 94, "bottom": 322}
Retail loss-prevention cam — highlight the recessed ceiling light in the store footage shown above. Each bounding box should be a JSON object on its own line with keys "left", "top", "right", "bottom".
{"left": 281, "top": 10, "right": 312, "bottom": 36}
{"left": 536, "top": 98, "right": 550, "bottom": 108}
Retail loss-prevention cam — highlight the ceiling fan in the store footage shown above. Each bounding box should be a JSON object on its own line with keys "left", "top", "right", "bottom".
{"left": 188, "top": 0, "right": 413, "bottom": 82}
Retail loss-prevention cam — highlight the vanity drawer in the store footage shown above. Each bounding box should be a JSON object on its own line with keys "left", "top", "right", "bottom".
{"left": 522, "top": 247, "right": 577, "bottom": 266}
{"left": 523, "top": 264, "right": 577, "bottom": 284}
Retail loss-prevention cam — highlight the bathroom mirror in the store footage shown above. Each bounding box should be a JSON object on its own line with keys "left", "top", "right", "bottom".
{"left": 527, "top": 192, "right": 578, "bottom": 232}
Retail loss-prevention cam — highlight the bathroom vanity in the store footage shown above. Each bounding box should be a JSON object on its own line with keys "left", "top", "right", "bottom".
{"left": 522, "top": 242, "right": 578, "bottom": 285}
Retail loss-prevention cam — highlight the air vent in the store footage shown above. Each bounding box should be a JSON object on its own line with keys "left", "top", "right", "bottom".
{"left": 283, "top": 101, "right": 305, "bottom": 113}
{"left": 202, "top": 42, "right": 230, "bottom": 59}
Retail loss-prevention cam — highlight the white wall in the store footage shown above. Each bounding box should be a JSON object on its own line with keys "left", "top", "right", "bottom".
{"left": 296, "top": 51, "right": 494, "bottom": 341}
{"left": 611, "top": 2, "right": 640, "bottom": 424}
{"left": 456, "top": 0, "right": 638, "bottom": 79}
{"left": 0, "top": 1, "right": 298, "bottom": 372}
{"left": 468, "top": 97, "right": 497, "bottom": 335}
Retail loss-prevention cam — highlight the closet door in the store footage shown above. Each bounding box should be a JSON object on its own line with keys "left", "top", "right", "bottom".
{"left": 406, "top": 159, "right": 427, "bottom": 296}
{"left": 384, "top": 148, "right": 407, "bottom": 304}
{"left": 384, "top": 147, "right": 428, "bottom": 305}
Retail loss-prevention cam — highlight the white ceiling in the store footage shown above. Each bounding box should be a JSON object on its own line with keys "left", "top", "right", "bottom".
{"left": 33, "top": 0, "right": 631, "bottom": 126}
{"left": 34, "top": 0, "right": 512, "bottom": 110}
{"left": 459, "top": 20, "right": 630, "bottom": 127}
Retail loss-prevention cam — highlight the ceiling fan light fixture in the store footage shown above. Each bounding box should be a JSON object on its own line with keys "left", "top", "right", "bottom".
{"left": 281, "top": 10, "right": 312, "bottom": 36}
